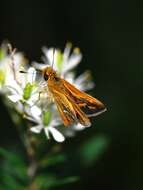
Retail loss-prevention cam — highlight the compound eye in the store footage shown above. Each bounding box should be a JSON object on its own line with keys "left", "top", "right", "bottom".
{"left": 44, "top": 73, "right": 49, "bottom": 81}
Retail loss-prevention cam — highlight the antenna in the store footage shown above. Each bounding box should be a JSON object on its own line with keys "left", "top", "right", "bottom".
{"left": 51, "top": 48, "right": 56, "bottom": 69}
{"left": 19, "top": 70, "right": 41, "bottom": 74}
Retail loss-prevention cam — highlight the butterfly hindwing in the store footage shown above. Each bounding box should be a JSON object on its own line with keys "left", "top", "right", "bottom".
{"left": 52, "top": 89, "right": 91, "bottom": 127}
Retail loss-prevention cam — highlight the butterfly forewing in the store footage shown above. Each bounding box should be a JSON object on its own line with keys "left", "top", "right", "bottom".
{"left": 62, "top": 79, "right": 106, "bottom": 117}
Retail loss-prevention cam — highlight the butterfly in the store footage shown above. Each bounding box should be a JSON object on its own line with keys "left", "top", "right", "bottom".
{"left": 42, "top": 66, "right": 106, "bottom": 127}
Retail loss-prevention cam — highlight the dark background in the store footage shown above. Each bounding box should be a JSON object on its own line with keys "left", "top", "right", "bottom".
{"left": 0, "top": 0, "right": 143, "bottom": 190}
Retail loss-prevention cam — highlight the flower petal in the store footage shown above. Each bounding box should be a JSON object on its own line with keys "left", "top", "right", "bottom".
{"left": 30, "top": 105, "right": 41, "bottom": 121}
{"left": 63, "top": 43, "right": 71, "bottom": 62}
{"left": 44, "top": 127, "right": 50, "bottom": 139}
{"left": 63, "top": 52, "right": 82, "bottom": 74}
{"left": 42, "top": 47, "right": 57, "bottom": 66}
{"left": 30, "top": 125, "right": 42, "bottom": 133}
{"left": 6, "top": 80, "right": 23, "bottom": 95}
{"left": 27, "top": 67, "right": 36, "bottom": 83}
{"left": 64, "top": 72, "right": 75, "bottom": 84}
{"left": 63, "top": 127, "right": 76, "bottom": 137}
{"left": 32, "top": 61, "right": 48, "bottom": 70}
{"left": 75, "top": 71, "right": 95, "bottom": 91}
{"left": 73, "top": 123, "right": 87, "bottom": 130}
{"left": 7, "top": 94, "right": 21, "bottom": 102}
{"left": 48, "top": 127, "right": 65, "bottom": 142}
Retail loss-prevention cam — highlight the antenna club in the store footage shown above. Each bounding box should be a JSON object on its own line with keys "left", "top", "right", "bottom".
{"left": 74, "top": 47, "right": 80, "bottom": 53}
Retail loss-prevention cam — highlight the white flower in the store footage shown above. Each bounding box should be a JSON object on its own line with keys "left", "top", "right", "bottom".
{"left": 7, "top": 67, "right": 39, "bottom": 113}
{"left": 33, "top": 43, "right": 82, "bottom": 77}
{"left": 0, "top": 46, "right": 26, "bottom": 92}
{"left": 29, "top": 106, "right": 65, "bottom": 143}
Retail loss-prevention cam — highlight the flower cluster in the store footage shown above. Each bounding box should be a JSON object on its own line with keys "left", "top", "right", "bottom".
{"left": 0, "top": 43, "right": 94, "bottom": 142}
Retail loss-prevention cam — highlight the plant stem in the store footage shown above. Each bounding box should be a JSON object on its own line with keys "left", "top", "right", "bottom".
{"left": 24, "top": 130, "right": 39, "bottom": 189}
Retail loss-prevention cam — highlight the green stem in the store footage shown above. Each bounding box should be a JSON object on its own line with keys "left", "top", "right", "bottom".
{"left": 2, "top": 97, "right": 39, "bottom": 189}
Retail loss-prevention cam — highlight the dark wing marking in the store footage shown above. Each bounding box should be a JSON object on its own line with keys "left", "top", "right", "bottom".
{"left": 63, "top": 79, "right": 107, "bottom": 117}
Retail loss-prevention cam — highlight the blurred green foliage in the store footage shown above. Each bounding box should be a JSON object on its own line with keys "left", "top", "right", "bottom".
{"left": 0, "top": 148, "right": 27, "bottom": 190}
{"left": 0, "top": 147, "right": 79, "bottom": 190}
{"left": 79, "top": 134, "right": 109, "bottom": 166}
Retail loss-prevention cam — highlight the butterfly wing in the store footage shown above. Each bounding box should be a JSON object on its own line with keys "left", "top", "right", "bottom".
{"left": 62, "top": 79, "right": 106, "bottom": 117}
{"left": 51, "top": 89, "right": 91, "bottom": 127}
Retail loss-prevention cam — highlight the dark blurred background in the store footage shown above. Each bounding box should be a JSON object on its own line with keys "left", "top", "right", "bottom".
{"left": 0, "top": 0, "right": 143, "bottom": 190}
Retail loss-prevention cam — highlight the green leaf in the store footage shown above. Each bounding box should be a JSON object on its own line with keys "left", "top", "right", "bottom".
{"left": 34, "top": 174, "right": 56, "bottom": 190}
{"left": 35, "top": 174, "right": 79, "bottom": 190}
{"left": 79, "top": 134, "right": 110, "bottom": 166}
{"left": 54, "top": 176, "right": 80, "bottom": 186}
{"left": 0, "top": 148, "right": 23, "bottom": 164}
{"left": 0, "top": 148, "right": 27, "bottom": 181}
{"left": 0, "top": 174, "right": 26, "bottom": 190}
{"left": 39, "top": 153, "right": 66, "bottom": 168}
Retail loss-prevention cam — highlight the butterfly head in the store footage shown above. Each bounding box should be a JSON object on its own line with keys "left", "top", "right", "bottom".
{"left": 43, "top": 67, "right": 59, "bottom": 81}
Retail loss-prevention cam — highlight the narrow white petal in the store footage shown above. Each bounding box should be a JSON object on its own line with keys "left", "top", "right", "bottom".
{"left": 7, "top": 95, "right": 21, "bottom": 102}
{"left": 74, "top": 71, "right": 95, "bottom": 91}
{"left": 83, "top": 82, "right": 95, "bottom": 91}
{"left": 50, "top": 116, "right": 62, "bottom": 127}
{"left": 6, "top": 80, "right": 23, "bottom": 95}
{"left": 73, "top": 123, "right": 87, "bottom": 130}
{"left": 30, "top": 125, "right": 42, "bottom": 133}
{"left": 30, "top": 106, "right": 41, "bottom": 121}
{"left": 44, "top": 127, "right": 50, "bottom": 139}
{"left": 63, "top": 126, "right": 76, "bottom": 137}
{"left": 48, "top": 127, "right": 65, "bottom": 142}
{"left": 5, "top": 75, "right": 15, "bottom": 86}
{"left": 32, "top": 61, "right": 48, "bottom": 70}
{"left": 64, "top": 130, "right": 75, "bottom": 137}
{"left": 13, "top": 53, "right": 25, "bottom": 70}
{"left": 27, "top": 99, "right": 35, "bottom": 107}
{"left": 63, "top": 53, "right": 82, "bottom": 74}
{"left": 42, "top": 48, "right": 56, "bottom": 66}
{"left": 64, "top": 72, "right": 75, "bottom": 84}
{"left": 75, "top": 81, "right": 95, "bottom": 91}
{"left": 51, "top": 119, "right": 62, "bottom": 126}
{"left": 16, "top": 102, "right": 24, "bottom": 113}
{"left": 6, "top": 85, "right": 18, "bottom": 95}
{"left": 27, "top": 67, "right": 36, "bottom": 83}
{"left": 27, "top": 92, "right": 39, "bottom": 106}
{"left": 63, "top": 44, "right": 71, "bottom": 61}
{"left": 24, "top": 115, "right": 38, "bottom": 123}
{"left": 18, "top": 72, "right": 27, "bottom": 89}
